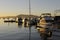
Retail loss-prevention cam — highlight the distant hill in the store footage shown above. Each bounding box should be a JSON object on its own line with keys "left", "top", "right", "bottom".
{"left": 17, "top": 14, "right": 39, "bottom": 18}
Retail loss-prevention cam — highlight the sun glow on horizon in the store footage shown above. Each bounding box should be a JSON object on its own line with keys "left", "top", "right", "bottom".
{"left": 0, "top": 0, "right": 60, "bottom": 16}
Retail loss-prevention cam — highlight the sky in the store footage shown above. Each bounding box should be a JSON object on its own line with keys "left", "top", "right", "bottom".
{"left": 0, "top": 0, "right": 60, "bottom": 16}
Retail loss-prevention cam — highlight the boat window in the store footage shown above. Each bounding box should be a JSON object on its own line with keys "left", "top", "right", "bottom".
{"left": 45, "top": 20, "right": 54, "bottom": 23}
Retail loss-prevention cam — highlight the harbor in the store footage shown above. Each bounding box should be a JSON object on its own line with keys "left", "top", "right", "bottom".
{"left": 0, "top": 0, "right": 60, "bottom": 40}
{"left": 0, "top": 13, "right": 59, "bottom": 40}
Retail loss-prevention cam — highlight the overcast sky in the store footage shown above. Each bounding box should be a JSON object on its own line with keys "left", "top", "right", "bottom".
{"left": 0, "top": 0, "right": 60, "bottom": 16}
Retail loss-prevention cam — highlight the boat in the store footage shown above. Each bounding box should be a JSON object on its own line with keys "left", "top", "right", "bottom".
{"left": 4, "top": 20, "right": 16, "bottom": 22}
{"left": 36, "top": 13, "right": 54, "bottom": 39}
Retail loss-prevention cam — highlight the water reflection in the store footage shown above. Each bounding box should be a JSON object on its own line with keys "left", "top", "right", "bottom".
{"left": 0, "top": 19, "right": 60, "bottom": 40}
{"left": 18, "top": 21, "right": 29, "bottom": 28}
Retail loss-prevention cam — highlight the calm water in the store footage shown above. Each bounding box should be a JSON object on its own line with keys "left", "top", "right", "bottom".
{"left": 0, "top": 19, "right": 40, "bottom": 40}
{"left": 0, "top": 19, "right": 60, "bottom": 40}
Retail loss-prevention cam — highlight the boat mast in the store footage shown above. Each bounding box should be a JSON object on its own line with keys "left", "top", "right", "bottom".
{"left": 29, "top": 0, "right": 31, "bottom": 40}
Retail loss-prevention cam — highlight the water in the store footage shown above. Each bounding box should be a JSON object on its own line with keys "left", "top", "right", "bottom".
{"left": 0, "top": 19, "right": 60, "bottom": 40}
{"left": 0, "top": 19, "right": 40, "bottom": 40}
